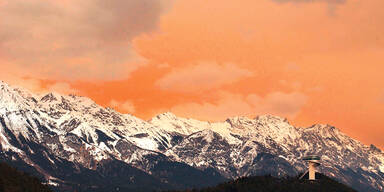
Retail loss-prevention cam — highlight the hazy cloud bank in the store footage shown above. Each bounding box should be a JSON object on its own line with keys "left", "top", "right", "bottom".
{"left": 0, "top": 0, "right": 171, "bottom": 80}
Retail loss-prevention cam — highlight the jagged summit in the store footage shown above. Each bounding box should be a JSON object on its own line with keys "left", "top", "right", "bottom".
{"left": 225, "top": 116, "right": 253, "bottom": 124}
{"left": 153, "top": 111, "right": 178, "bottom": 120}
{"left": 0, "top": 81, "right": 15, "bottom": 96}
{"left": 40, "top": 92, "right": 60, "bottom": 102}
{"left": 369, "top": 144, "right": 382, "bottom": 153}
{"left": 303, "top": 124, "right": 343, "bottom": 138}
{"left": 306, "top": 123, "right": 337, "bottom": 130}
{"left": 0, "top": 80, "right": 8, "bottom": 86}
{"left": 0, "top": 81, "right": 34, "bottom": 110}
{"left": 254, "top": 114, "right": 288, "bottom": 123}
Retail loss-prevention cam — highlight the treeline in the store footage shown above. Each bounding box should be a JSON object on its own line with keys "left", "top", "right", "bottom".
{"left": 164, "top": 173, "right": 357, "bottom": 192}
{"left": 0, "top": 162, "right": 52, "bottom": 192}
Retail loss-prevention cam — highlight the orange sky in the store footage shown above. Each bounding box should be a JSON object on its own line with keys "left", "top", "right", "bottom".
{"left": 1, "top": 0, "right": 384, "bottom": 148}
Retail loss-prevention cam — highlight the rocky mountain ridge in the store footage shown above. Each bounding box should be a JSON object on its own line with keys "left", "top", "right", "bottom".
{"left": 0, "top": 81, "right": 383, "bottom": 191}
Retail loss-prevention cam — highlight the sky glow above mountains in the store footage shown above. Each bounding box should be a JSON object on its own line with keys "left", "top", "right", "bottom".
{"left": 0, "top": 0, "right": 383, "bottom": 148}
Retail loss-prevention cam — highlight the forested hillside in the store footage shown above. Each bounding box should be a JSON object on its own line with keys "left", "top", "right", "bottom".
{"left": 166, "top": 173, "right": 357, "bottom": 192}
{"left": 0, "top": 162, "right": 52, "bottom": 192}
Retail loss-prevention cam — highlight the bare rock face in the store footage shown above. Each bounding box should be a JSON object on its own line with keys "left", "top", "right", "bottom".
{"left": 0, "top": 81, "right": 383, "bottom": 192}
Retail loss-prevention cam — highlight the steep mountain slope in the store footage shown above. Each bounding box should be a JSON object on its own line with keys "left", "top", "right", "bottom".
{"left": 160, "top": 115, "right": 384, "bottom": 192}
{"left": 0, "top": 81, "right": 226, "bottom": 191}
{"left": 0, "top": 81, "right": 383, "bottom": 192}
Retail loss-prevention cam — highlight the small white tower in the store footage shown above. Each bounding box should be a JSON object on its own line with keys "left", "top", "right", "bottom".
{"left": 302, "top": 155, "right": 321, "bottom": 180}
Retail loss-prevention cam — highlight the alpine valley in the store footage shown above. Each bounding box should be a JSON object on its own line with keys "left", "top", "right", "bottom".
{"left": 0, "top": 81, "right": 383, "bottom": 192}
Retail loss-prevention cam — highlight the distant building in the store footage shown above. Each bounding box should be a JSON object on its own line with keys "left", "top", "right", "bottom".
{"left": 302, "top": 155, "right": 321, "bottom": 180}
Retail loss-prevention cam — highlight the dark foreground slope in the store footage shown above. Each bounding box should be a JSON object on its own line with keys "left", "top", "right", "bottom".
{"left": 1, "top": 152, "right": 226, "bottom": 192}
{"left": 167, "top": 173, "right": 357, "bottom": 192}
{"left": 0, "top": 162, "right": 53, "bottom": 192}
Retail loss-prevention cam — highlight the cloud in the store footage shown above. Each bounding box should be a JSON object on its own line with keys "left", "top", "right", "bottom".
{"left": 170, "top": 91, "right": 307, "bottom": 121}
{"left": 279, "top": 80, "right": 302, "bottom": 91}
{"left": 272, "top": 0, "right": 346, "bottom": 4}
{"left": 109, "top": 99, "right": 136, "bottom": 114}
{"left": 247, "top": 92, "right": 307, "bottom": 117}
{"left": 1, "top": 74, "right": 77, "bottom": 95}
{"left": 0, "top": 0, "right": 171, "bottom": 80}
{"left": 155, "top": 62, "right": 253, "bottom": 92}
{"left": 272, "top": 0, "right": 347, "bottom": 16}
{"left": 379, "top": 91, "right": 384, "bottom": 103}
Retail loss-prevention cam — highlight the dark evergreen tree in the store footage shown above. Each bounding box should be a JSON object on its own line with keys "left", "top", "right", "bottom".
{"left": 0, "top": 162, "right": 53, "bottom": 192}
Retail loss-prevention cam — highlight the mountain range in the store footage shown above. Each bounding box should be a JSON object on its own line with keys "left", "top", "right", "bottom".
{"left": 0, "top": 81, "right": 383, "bottom": 191}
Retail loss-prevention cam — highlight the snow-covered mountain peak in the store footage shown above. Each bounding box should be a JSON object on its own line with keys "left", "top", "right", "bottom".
{"left": 225, "top": 116, "right": 253, "bottom": 125}
{"left": 0, "top": 81, "right": 38, "bottom": 99}
{"left": 304, "top": 124, "right": 341, "bottom": 136}
{"left": 0, "top": 81, "right": 35, "bottom": 110}
{"left": 40, "top": 92, "right": 60, "bottom": 102}
{"left": 66, "top": 94, "right": 98, "bottom": 108}
{"left": 37, "top": 91, "right": 103, "bottom": 117}
{"left": 307, "top": 123, "right": 335, "bottom": 130}
{"left": 153, "top": 112, "right": 178, "bottom": 120}
{"left": 369, "top": 144, "right": 382, "bottom": 153}
{"left": 0, "top": 80, "right": 8, "bottom": 87}
{"left": 150, "top": 114, "right": 208, "bottom": 136}
{"left": 0, "top": 81, "right": 13, "bottom": 94}
{"left": 254, "top": 114, "right": 288, "bottom": 124}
